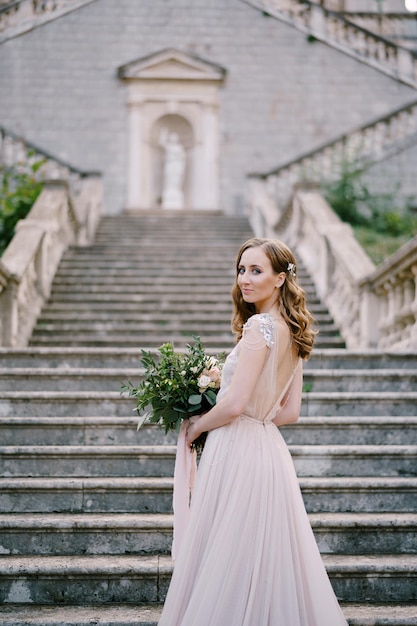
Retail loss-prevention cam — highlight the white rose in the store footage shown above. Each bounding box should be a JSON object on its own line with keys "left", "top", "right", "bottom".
{"left": 198, "top": 374, "right": 212, "bottom": 391}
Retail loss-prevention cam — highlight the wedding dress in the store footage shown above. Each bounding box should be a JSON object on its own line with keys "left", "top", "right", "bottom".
{"left": 158, "top": 313, "right": 348, "bottom": 626}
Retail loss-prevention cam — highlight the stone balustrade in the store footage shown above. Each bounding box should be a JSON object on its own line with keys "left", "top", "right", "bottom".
{"left": 0, "top": 0, "right": 97, "bottom": 43}
{"left": 341, "top": 13, "right": 417, "bottom": 50}
{"left": 0, "top": 126, "right": 102, "bottom": 347}
{"left": 247, "top": 182, "right": 417, "bottom": 351}
{"left": 0, "top": 177, "right": 102, "bottom": 347}
{"left": 360, "top": 235, "right": 417, "bottom": 351}
{"left": 0, "top": 125, "right": 98, "bottom": 192}
{"left": 249, "top": 98, "right": 417, "bottom": 213}
{"left": 245, "top": 0, "right": 417, "bottom": 87}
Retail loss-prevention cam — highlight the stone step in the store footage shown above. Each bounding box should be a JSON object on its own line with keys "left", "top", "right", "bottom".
{"left": 0, "top": 389, "right": 414, "bottom": 417}
{"left": 50, "top": 284, "right": 235, "bottom": 295}
{"left": 281, "top": 416, "right": 417, "bottom": 445}
{"left": 61, "top": 245, "right": 242, "bottom": 256}
{"left": 0, "top": 366, "right": 417, "bottom": 393}
{"left": 43, "top": 292, "right": 320, "bottom": 306}
{"left": 300, "top": 477, "right": 417, "bottom": 514}
{"left": 30, "top": 322, "right": 339, "bottom": 338}
{"left": 50, "top": 275, "right": 318, "bottom": 293}
{"left": 1, "top": 444, "right": 416, "bottom": 478}
{"left": 41, "top": 301, "right": 235, "bottom": 313}
{"left": 0, "top": 604, "right": 162, "bottom": 626}
{"left": 0, "top": 513, "right": 173, "bottom": 556}
{"left": 37, "top": 302, "right": 333, "bottom": 319}
{"left": 1, "top": 512, "right": 415, "bottom": 556}
{"left": 0, "top": 368, "right": 143, "bottom": 392}
{"left": 32, "top": 322, "right": 236, "bottom": 334}
{"left": 306, "top": 350, "right": 417, "bottom": 370}
{"left": 36, "top": 310, "right": 335, "bottom": 325}
{"left": 1, "top": 603, "right": 417, "bottom": 626}
{"left": 301, "top": 391, "right": 417, "bottom": 416}
{"left": 52, "top": 275, "right": 237, "bottom": 286}
{"left": 0, "top": 554, "right": 416, "bottom": 604}
{"left": 1, "top": 416, "right": 416, "bottom": 446}
{"left": 29, "top": 334, "right": 346, "bottom": 348}
{"left": 2, "top": 476, "right": 415, "bottom": 514}
{"left": 0, "top": 347, "right": 414, "bottom": 369}
{"left": 302, "top": 369, "right": 417, "bottom": 392}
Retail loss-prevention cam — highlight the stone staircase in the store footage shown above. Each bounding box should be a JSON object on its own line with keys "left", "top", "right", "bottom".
{"left": 339, "top": 11, "right": 417, "bottom": 53}
{"left": 0, "top": 0, "right": 99, "bottom": 44}
{"left": 244, "top": 0, "right": 417, "bottom": 89}
{"left": 0, "top": 213, "right": 416, "bottom": 625}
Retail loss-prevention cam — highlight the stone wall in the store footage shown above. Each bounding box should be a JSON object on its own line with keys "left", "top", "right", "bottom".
{"left": 342, "top": 0, "right": 408, "bottom": 10}
{"left": 0, "top": 0, "right": 415, "bottom": 214}
{"left": 362, "top": 143, "right": 417, "bottom": 209}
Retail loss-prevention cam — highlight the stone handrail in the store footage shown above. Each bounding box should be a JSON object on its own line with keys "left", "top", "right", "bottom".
{"left": 0, "top": 125, "right": 100, "bottom": 188}
{"left": 0, "top": 177, "right": 102, "bottom": 347}
{"left": 243, "top": 0, "right": 417, "bottom": 88}
{"left": 248, "top": 98, "right": 417, "bottom": 213}
{"left": 341, "top": 13, "right": 417, "bottom": 50}
{"left": 360, "top": 234, "right": 417, "bottom": 351}
{"left": 0, "top": 126, "right": 102, "bottom": 347}
{"left": 247, "top": 183, "right": 417, "bottom": 351}
{"left": 0, "top": 0, "right": 98, "bottom": 43}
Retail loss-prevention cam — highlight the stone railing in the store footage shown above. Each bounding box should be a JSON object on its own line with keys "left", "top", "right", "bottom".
{"left": 0, "top": 127, "right": 102, "bottom": 346}
{"left": 0, "top": 125, "right": 98, "bottom": 192}
{"left": 0, "top": 0, "right": 98, "bottom": 44}
{"left": 247, "top": 183, "right": 417, "bottom": 351}
{"left": 360, "top": 234, "right": 417, "bottom": 351}
{"left": 248, "top": 98, "right": 417, "bottom": 213}
{"left": 243, "top": 0, "right": 417, "bottom": 88}
{"left": 341, "top": 12, "right": 417, "bottom": 51}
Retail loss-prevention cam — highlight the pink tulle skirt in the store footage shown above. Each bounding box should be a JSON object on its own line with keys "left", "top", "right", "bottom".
{"left": 158, "top": 417, "right": 348, "bottom": 626}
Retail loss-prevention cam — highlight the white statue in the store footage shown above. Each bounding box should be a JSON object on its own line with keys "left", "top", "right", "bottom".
{"left": 159, "top": 129, "right": 186, "bottom": 209}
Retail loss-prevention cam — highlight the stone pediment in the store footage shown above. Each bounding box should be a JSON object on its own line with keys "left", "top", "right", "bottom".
{"left": 118, "top": 48, "right": 226, "bottom": 82}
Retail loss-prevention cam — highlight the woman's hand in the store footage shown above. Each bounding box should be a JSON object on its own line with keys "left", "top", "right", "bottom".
{"left": 186, "top": 415, "right": 203, "bottom": 448}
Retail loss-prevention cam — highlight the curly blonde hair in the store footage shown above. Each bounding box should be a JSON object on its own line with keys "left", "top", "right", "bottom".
{"left": 231, "top": 238, "right": 316, "bottom": 359}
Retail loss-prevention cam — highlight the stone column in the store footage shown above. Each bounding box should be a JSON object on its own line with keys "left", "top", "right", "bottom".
{"left": 202, "top": 104, "right": 219, "bottom": 210}
{"left": 126, "top": 104, "right": 142, "bottom": 210}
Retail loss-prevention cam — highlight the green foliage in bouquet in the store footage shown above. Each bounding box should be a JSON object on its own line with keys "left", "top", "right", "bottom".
{"left": 121, "top": 337, "right": 225, "bottom": 452}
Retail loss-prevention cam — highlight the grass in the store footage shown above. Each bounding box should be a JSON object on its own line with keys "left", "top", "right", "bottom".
{"left": 352, "top": 226, "right": 416, "bottom": 266}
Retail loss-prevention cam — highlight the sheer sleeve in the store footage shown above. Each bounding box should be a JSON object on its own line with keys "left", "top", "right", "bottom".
{"left": 239, "top": 314, "right": 298, "bottom": 423}
{"left": 242, "top": 314, "right": 275, "bottom": 351}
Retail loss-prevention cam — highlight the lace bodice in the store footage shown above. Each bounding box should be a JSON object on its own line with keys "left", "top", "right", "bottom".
{"left": 216, "top": 313, "right": 299, "bottom": 423}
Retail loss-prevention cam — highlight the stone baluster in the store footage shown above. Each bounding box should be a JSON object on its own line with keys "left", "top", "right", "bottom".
{"left": 409, "top": 264, "right": 417, "bottom": 348}
{"left": 398, "top": 272, "right": 415, "bottom": 326}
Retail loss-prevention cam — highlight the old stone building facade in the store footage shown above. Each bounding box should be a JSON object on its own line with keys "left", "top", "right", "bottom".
{"left": 0, "top": 0, "right": 415, "bottom": 214}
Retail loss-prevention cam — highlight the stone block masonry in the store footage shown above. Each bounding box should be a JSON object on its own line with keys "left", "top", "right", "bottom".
{"left": 0, "top": 0, "right": 415, "bottom": 214}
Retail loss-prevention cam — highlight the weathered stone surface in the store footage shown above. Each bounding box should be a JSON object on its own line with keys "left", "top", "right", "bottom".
{"left": 0, "top": 213, "right": 416, "bottom": 622}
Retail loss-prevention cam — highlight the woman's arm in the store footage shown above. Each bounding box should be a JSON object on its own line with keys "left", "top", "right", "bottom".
{"left": 186, "top": 340, "right": 269, "bottom": 446}
{"left": 272, "top": 361, "right": 303, "bottom": 427}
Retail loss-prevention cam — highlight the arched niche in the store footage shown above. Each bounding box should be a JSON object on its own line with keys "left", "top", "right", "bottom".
{"left": 150, "top": 114, "right": 194, "bottom": 209}
{"left": 118, "top": 48, "right": 226, "bottom": 211}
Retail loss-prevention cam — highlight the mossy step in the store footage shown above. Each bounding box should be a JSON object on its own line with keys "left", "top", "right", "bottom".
{"left": 1, "top": 603, "right": 417, "bottom": 626}
{"left": 0, "top": 554, "right": 416, "bottom": 604}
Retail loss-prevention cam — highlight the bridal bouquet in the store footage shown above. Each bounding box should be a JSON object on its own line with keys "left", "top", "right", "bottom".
{"left": 122, "top": 337, "right": 225, "bottom": 452}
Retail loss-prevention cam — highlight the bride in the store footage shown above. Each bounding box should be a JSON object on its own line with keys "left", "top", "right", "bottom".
{"left": 158, "top": 237, "right": 348, "bottom": 626}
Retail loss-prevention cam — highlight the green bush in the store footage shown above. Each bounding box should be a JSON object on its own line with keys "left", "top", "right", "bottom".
{"left": 322, "top": 166, "right": 417, "bottom": 264}
{"left": 0, "top": 157, "right": 44, "bottom": 255}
